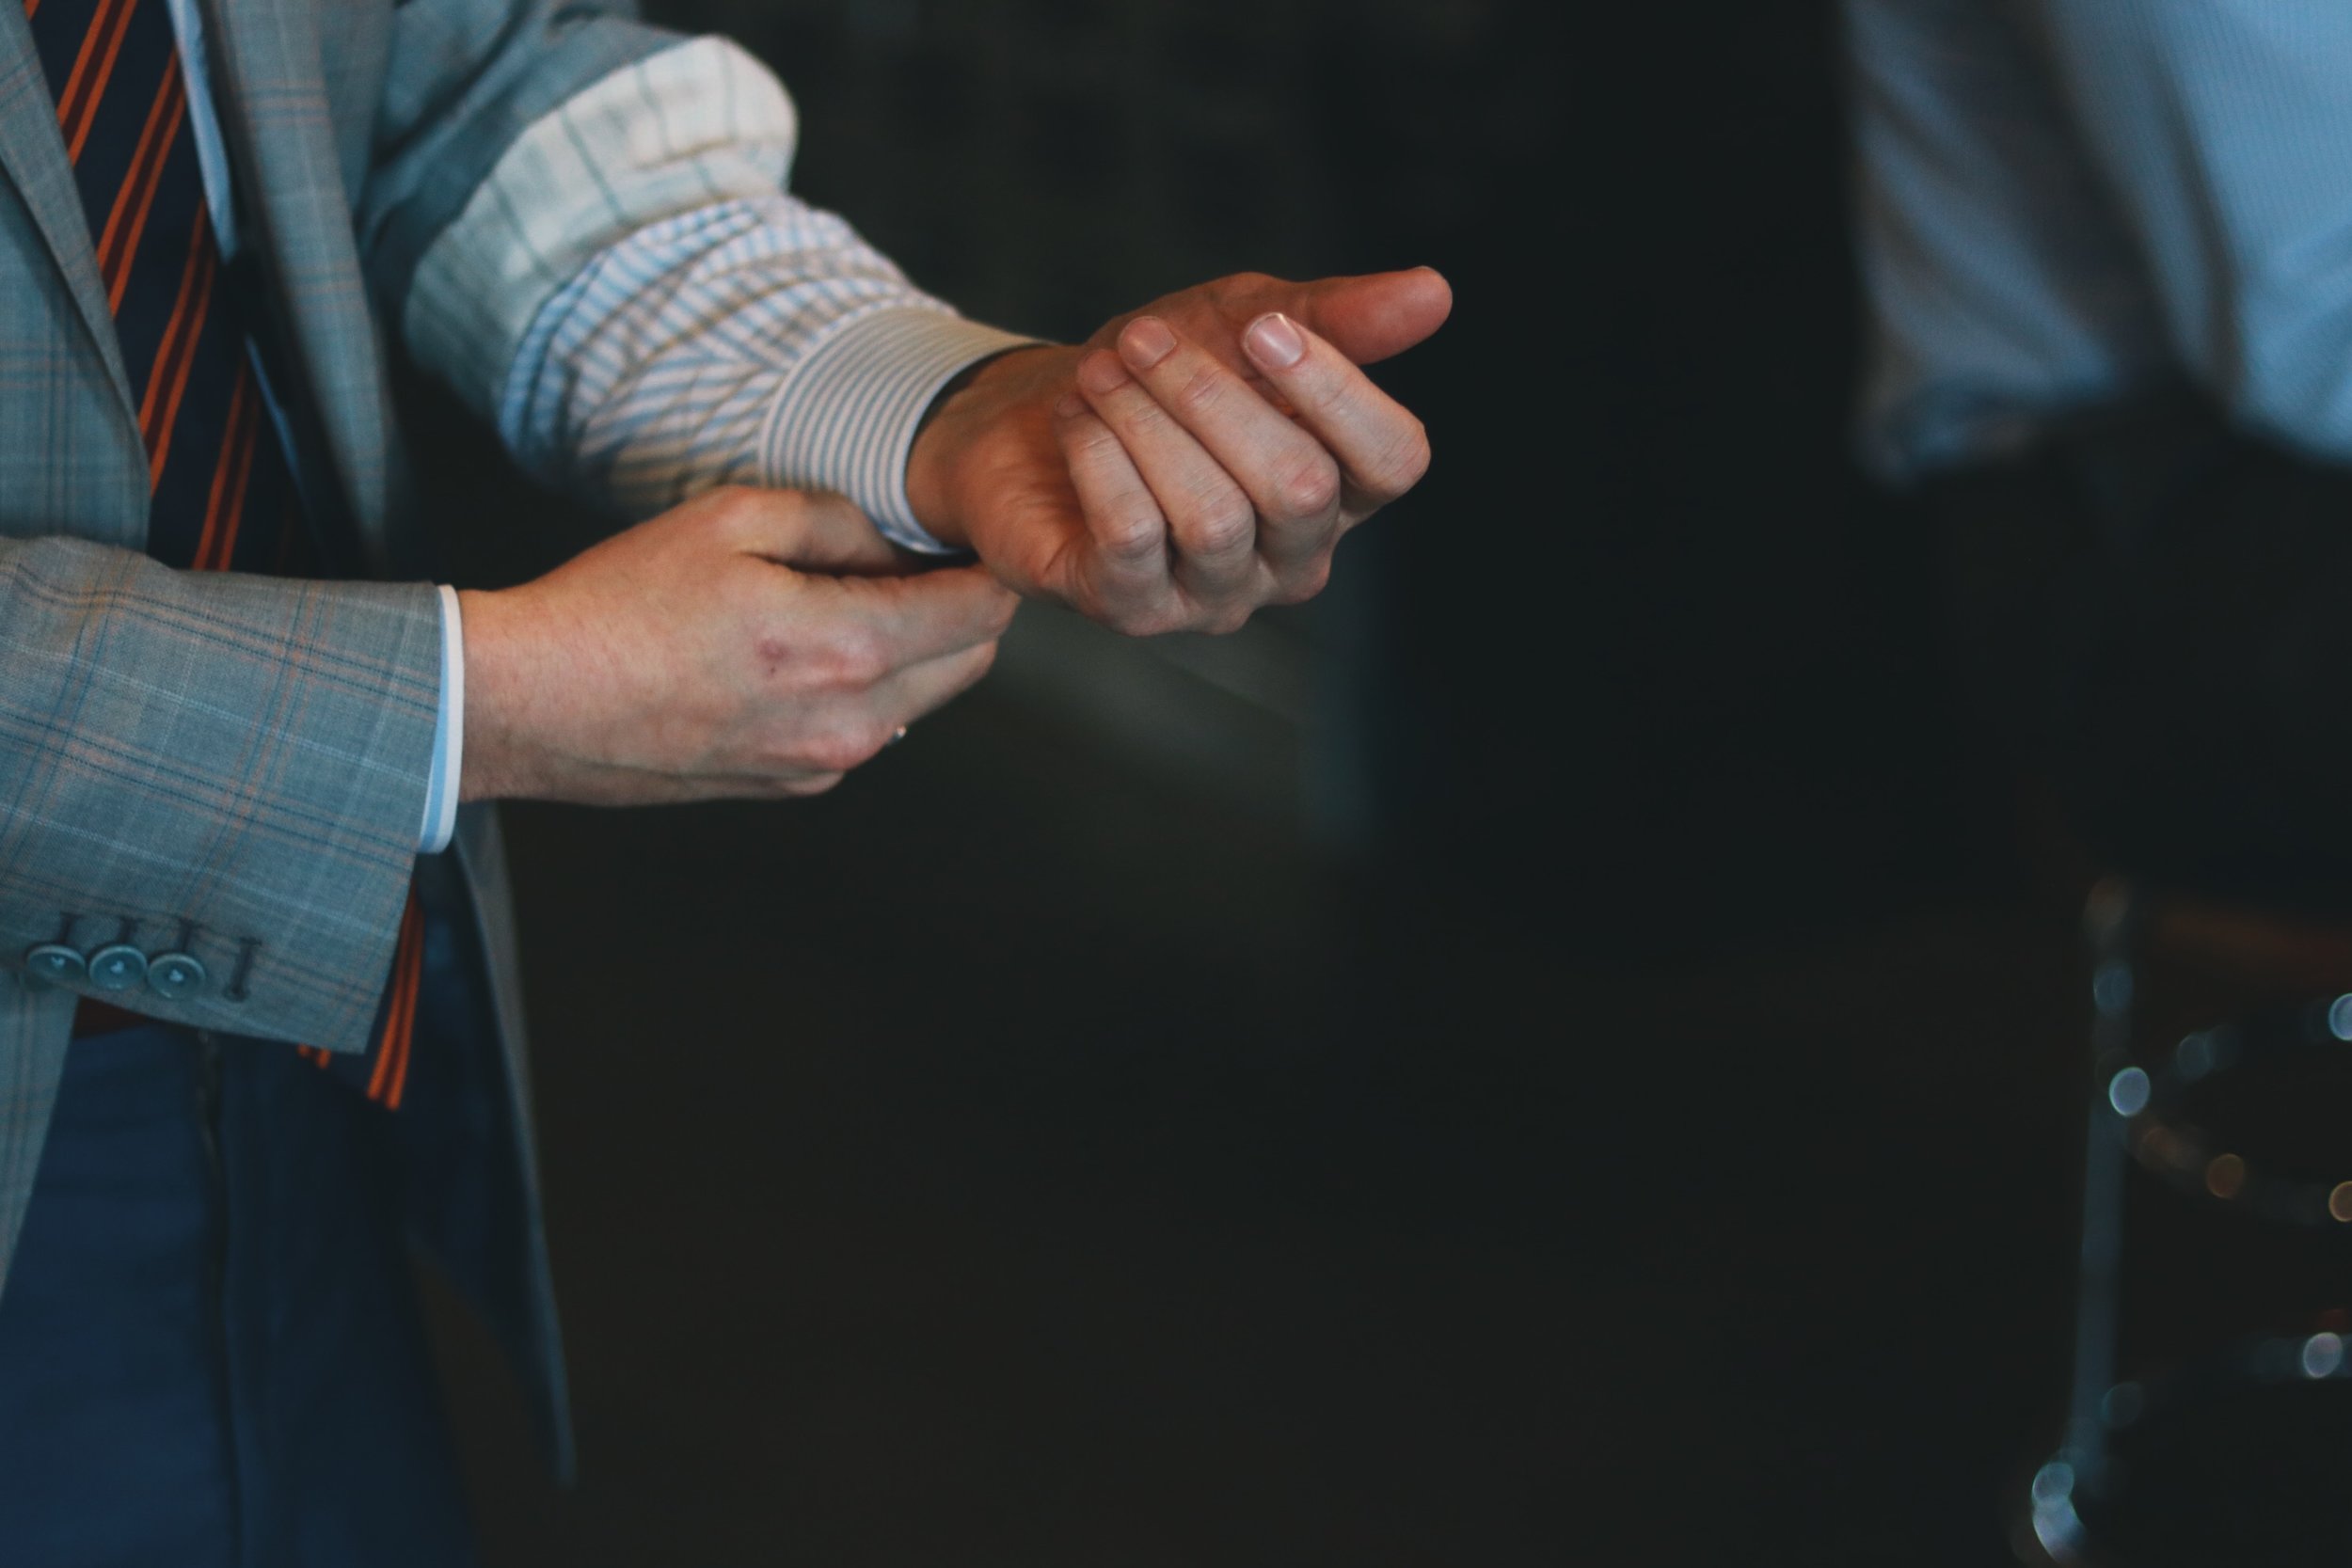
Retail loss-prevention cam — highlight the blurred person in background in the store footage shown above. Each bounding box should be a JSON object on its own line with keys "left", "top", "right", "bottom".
{"left": 1847, "top": 0, "right": 2352, "bottom": 894}
{"left": 0, "top": 0, "right": 1445, "bottom": 1560}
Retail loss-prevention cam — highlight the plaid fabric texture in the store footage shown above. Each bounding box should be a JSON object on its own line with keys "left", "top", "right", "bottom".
{"left": 29, "top": 0, "right": 440, "bottom": 1095}
{"left": 0, "top": 0, "right": 675, "bottom": 1316}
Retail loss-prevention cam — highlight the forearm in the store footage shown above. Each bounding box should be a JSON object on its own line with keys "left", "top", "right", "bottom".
{"left": 0, "top": 538, "right": 441, "bottom": 1051}
{"left": 902, "top": 343, "right": 1081, "bottom": 549}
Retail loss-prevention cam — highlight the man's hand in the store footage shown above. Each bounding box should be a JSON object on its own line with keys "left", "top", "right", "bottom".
{"left": 458, "top": 486, "right": 1015, "bottom": 804}
{"left": 906, "top": 267, "right": 1451, "bottom": 636}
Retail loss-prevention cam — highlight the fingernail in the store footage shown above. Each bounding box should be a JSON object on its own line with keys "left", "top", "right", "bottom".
{"left": 1119, "top": 316, "right": 1178, "bottom": 370}
{"left": 1244, "top": 312, "right": 1306, "bottom": 370}
{"left": 1076, "top": 351, "right": 1130, "bottom": 397}
{"left": 1054, "top": 388, "right": 1087, "bottom": 419}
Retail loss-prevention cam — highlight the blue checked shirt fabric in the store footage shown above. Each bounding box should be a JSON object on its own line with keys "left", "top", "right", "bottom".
{"left": 1843, "top": 0, "right": 2352, "bottom": 481}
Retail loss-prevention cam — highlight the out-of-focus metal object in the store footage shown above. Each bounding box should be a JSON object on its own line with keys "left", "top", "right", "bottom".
{"left": 2021, "top": 879, "right": 2352, "bottom": 1565}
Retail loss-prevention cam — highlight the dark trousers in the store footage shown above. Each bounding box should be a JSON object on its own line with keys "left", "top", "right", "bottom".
{"left": 0, "top": 1023, "right": 479, "bottom": 1567}
{"left": 1930, "top": 393, "right": 2352, "bottom": 910}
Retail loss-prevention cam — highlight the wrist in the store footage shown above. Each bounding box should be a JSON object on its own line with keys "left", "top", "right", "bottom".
{"left": 454, "top": 587, "right": 543, "bottom": 803}
{"left": 902, "top": 374, "right": 979, "bottom": 550}
{"left": 905, "top": 344, "right": 1076, "bottom": 549}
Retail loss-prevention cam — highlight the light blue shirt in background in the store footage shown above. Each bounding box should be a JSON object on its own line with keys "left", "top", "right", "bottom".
{"left": 1844, "top": 0, "right": 2352, "bottom": 481}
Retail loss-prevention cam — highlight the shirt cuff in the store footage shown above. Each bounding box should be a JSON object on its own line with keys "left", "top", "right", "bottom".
{"left": 759, "top": 306, "right": 1041, "bottom": 554}
{"left": 418, "top": 584, "right": 465, "bottom": 854}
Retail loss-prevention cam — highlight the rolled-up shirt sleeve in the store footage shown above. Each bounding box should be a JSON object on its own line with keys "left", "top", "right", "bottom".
{"left": 398, "top": 34, "right": 1034, "bottom": 551}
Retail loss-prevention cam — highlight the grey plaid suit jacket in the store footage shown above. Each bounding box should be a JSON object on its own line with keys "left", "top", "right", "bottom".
{"left": 0, "top": 0, "right": 680, "bottom": 1443}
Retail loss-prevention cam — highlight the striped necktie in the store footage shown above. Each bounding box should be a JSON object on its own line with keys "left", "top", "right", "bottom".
{"left": 31, "top": 0, "right": 426, "bottom": 1107}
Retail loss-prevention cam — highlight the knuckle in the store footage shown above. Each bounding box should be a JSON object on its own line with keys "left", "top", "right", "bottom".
{"left": 849, "top": 715, "right": 898, "bottom": 763}
{"left": 814, "top": 625, "right": 889, "bottom": 688}
{"left": 1275, "top": 455, "right": 1343, "bottom": 519}
{"left": 1097, "top": 507, "right": 1165, "bottom": 564}
{"left": 1110, "top": 389, "right": 1171, "bottom": 436}
{"left": 699, "top": 483, "right": 762, "bottom": 530}
{"left": 1285, "top": 356, "right": 1349, "bottom": 411}
{"left": 804, "top": 720, "right": 888, "bottom": 775}
{"left": 1168, "top": 362, "right": 1228, "bottom": 417}
{"left": 1369, "top": 419, "right": 1433, "bottom": 495}
{"left": 1067, "top": 419, "right": 1125, "bottom": 462}
{"left": 1180, "top": 489, "right": 1257, "bottom": 556}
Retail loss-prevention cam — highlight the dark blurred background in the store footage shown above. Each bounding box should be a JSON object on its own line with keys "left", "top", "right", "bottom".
{"left": 422, "top": 1, "right": 2102, "bottom": 1562}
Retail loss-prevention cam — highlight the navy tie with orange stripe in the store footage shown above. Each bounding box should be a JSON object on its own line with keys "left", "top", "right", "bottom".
{"left": 31, "top": 0, "right": 425, "bottom": 1105}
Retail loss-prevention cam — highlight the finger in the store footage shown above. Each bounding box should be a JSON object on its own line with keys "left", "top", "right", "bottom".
{"left": 1075, "top": 345, "right": 1262, "bottom": 604}
{"left": 756, "top": 639, "right": 998, "bottom": 786}
{"left": 776, "top": 642, "right": 999, "bottom": 784}
{"left": 1264, "top": 267, "right": 1454, "bottom": 367}
{"left": 765, "top": 641, "right": 999, "bottom": 789}
{"left": 870, "top": 639, "right": 1001, "bottom": 731}
{"left": 813, "top": 561, "right": 1019, "bottom": 672}
{"left": 1054, "top": 397, "right": 1183, "bottom": 624}
{"left": 720, "top": 487, "right": 908, "bottom": 576}
{"left": 1114, "top": 315, "right": 1342, "bottom": 571}
{"left": 770, "top": 771, "right": 848, "bottom": 800}
{"left": 1239, "top": 312, "right": 1432, "bottom": 515}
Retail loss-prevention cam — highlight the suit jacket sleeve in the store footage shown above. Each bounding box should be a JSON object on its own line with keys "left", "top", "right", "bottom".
{"left": 0, "top": 537, "right": 441, "bottom": 1053}
{"left": 354, "top": 0, "right": 686, "bottom": 396}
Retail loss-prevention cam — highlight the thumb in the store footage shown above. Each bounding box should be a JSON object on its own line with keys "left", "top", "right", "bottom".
{"left": 1285, "top": 266, "right": 1454, "bottom": 366}
{"left": 734, "top": 488, "right": 909, "bottom": 576}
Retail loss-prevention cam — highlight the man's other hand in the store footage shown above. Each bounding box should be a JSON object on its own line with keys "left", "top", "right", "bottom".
{"left": 906, "top": 267, "right": 1451, "bottom": 636}
{"left": 457, "top": 487, "right": 1015, "bottom": 804}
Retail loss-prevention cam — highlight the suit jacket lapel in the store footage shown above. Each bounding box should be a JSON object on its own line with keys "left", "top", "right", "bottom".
{"left": 0, "top": 4, "right": 141, "bottom": 440}
{"left": 197, "top": 0, "right": 399, "bottom": 575}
